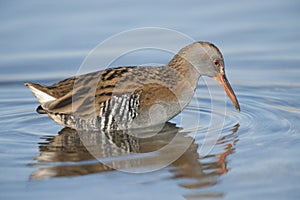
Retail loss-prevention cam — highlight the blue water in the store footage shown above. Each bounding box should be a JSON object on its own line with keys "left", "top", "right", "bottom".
{"left": 1, "top": 0, "right": 300, "bottom": 199}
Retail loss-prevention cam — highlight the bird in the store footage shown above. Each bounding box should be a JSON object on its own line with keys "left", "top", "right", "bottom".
{"left": 25, "top": 41, "right": 240, "bottom": 130}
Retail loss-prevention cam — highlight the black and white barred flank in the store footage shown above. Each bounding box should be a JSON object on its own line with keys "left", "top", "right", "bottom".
{"left": 52, "top": 93, "right": 140, "bottom": 131}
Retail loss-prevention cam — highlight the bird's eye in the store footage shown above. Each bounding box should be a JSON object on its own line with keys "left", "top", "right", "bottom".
{"left": 214, "top": 60, "right": 220, "bottom": 66}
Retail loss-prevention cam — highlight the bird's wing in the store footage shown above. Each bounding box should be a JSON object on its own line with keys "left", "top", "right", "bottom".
{"left": 42, "top": 67, "right": 139, "bottom": 120}
{"left": 43, "top": 76, "right": 111, "bottom": 119}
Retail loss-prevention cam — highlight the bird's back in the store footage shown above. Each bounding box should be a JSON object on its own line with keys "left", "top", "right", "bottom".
{"left": 25, "top": 65, "right": 196, "bottom": 130}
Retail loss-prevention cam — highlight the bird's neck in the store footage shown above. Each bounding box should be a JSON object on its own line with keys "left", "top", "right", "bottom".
{"left": 167, "top": 54, "right": 201, "bottom": 89}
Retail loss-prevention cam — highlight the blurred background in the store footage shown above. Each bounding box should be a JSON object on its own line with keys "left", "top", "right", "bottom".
{"left": 0, "top": 0, "right": 299, "bottom": 200}
{"left": 1, "top": 0, "right": 299, "bottom": 82}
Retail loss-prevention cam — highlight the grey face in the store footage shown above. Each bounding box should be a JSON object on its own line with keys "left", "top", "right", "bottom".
{"left": 178, "top": 41, "right": 225, "bottom": 78}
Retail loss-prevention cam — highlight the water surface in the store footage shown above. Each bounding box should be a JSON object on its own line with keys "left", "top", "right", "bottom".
{"left": 0, "top": 0, "right": 300, "bottom": 199}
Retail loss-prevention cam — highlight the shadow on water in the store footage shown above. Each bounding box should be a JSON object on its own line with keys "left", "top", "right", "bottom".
{"left": 31, "top": 122, "right": 239, "bottom": 198}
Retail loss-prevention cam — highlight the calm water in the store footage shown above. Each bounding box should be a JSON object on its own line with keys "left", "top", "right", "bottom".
{"left": 1, "top": 0, "right": 300, "bottom": 199}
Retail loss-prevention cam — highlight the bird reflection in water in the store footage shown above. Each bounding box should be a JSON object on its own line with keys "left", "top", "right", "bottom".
{"left": 31, "top": 123, "right": 239, "bottom": 198}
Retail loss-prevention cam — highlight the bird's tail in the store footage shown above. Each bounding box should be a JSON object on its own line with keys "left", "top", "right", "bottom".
{"left": 24, "top": 82, "right": 57, "bottom": 113}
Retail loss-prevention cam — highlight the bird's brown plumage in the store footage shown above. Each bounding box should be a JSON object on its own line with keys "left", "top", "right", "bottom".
{"left": 25, "top": 41, "right": 240, "bottom": 130}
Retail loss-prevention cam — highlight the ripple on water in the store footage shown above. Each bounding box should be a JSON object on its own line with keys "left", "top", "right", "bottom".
{"left": 1, "top": 80, "right": 299, "bottom": 200}
{"left": 232, "top": 84, "right": 299, "bottom": 147}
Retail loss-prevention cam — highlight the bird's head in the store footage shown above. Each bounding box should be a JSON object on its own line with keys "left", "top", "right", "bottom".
{"left": 177, "top": 41, "right": 240, "bottom": 111}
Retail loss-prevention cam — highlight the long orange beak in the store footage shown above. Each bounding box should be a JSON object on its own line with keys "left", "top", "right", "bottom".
{"left": 214, "top": 73, "right": 240, "bottom": 112}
